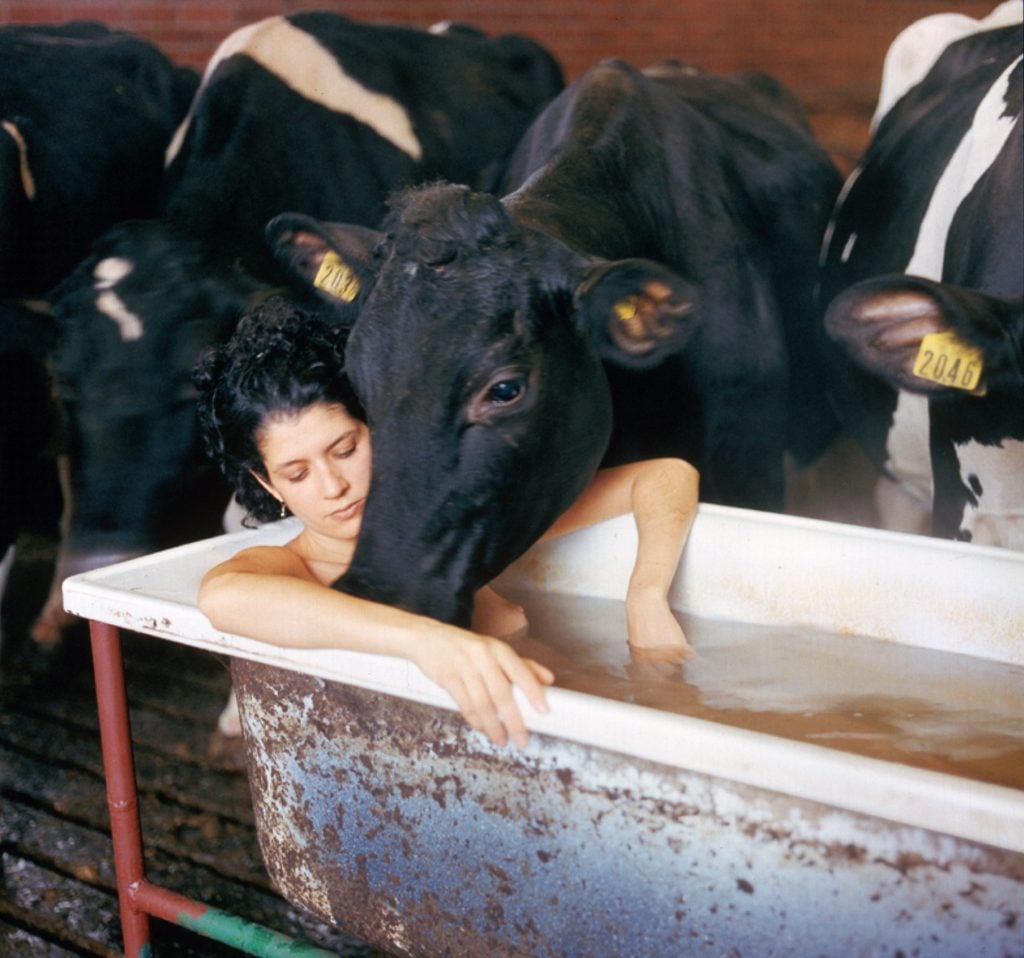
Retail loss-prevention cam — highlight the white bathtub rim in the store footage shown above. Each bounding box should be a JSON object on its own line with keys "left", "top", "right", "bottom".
{"left": 62, "top": 507, "right": 1024, "bottom": 856}
{"left": 63, "top": 574, "right": 1024, "bottom": 856}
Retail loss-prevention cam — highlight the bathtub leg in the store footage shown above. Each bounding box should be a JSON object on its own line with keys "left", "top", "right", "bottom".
{"left": 87, "top": 619, "right": 340, "bottom": 958}
{"left": 89, "top": 619, "right": 151, "bottom": 958}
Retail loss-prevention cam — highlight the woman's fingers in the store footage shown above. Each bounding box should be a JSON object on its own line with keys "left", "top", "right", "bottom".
{"left": 444, "top": 673, "right": 509, "bottom": 747}
{"left": 470, "top": 643, "right": 537, "bottom": 748}
{"left": 418, "top": 630, "right": 557, "bottom": 748}
{"left": 455, "top": 640, "right": 555, "bottom": 748}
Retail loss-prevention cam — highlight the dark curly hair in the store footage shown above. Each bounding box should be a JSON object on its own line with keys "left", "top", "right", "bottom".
{"left": 194, "top": 295, "right": 364, "bottom": 524}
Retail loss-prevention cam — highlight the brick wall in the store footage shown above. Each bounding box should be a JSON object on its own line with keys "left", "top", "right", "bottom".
{"left": 0, "top": 0, "right": 1002, "bottom": 170}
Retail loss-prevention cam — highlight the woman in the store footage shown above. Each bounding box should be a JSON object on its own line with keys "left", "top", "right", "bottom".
{"left": 195, "top": 297, "right": 698, "bottom": 748}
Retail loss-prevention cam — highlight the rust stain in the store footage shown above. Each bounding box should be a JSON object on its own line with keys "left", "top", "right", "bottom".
{"left": 229, "top": 658, "right": 1024, "bottom": 958}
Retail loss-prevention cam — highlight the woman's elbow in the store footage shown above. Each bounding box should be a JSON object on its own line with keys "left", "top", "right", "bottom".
{"left": 658, "top": 457, "right": 700, "bottom": 495}
{"left": 197, "top": 572, "right": 239, "bottom": 630}
{"left": 672, "top": 457, "right": 699, "bottom": 482}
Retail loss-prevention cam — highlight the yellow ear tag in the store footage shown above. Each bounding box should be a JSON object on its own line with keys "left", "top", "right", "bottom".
{"left": 912, "top": 330, "right": 986, "bottom": 395}
{"left": 613, "top": 298, "right": 638, "bottom": 323}
{"left": 313, "top": 250, "right": 360, "bottom": 302}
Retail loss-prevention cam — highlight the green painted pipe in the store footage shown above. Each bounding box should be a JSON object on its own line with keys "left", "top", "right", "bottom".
{"left": 178, "top": 906, "right": 340, "bottom": 957}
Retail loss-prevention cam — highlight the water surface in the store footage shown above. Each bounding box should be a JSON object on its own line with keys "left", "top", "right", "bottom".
{"left": 506, "top": 592, "right": 1024, "bottom": 790}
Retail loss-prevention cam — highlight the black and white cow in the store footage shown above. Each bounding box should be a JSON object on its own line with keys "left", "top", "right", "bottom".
{"left": 269, "top": 58, "right": 843, "bottom": 625}
{"left": 0, "top": 21, "right": 197, "bottom": 297}
{"left": 35, "top": 14, "right": 564, "bottom": 644}
{"left": 819, "top": 2, "right": 1023, "bottom": 549}
{"left": 1, "top": 21, "right": 195, "bottom": 649}
{"left": 160, "top": 12, "right": 564, "bottom": 282}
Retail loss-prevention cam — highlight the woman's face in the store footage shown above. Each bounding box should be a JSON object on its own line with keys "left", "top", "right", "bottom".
{"left": 255, "top": 401, "right": 372, "bottom": 540}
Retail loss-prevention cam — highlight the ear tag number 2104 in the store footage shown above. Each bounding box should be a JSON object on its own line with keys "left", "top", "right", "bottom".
{"left": 314, "top": 251, "right": 361, "bottom": 303}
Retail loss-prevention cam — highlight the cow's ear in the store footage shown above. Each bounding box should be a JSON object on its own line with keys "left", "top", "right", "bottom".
{"left": 574, "top": 258, "right": 698, "bottom": 369}
{"left": 825, "top": 274, "right": 1021, "bottom": 396}
{"left": 266, "top": 213, "right": 382, "bottom": 314}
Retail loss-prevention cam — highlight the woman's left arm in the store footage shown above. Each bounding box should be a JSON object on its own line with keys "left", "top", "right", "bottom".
{"left": 542, "top": 458, "right": 699, "bottom": 656}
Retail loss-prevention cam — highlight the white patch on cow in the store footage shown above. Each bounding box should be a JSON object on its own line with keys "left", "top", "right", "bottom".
{"left": 94, "top": 256, "right": 134, "bottom": 289}
{"left": 873, "top": 473, "right": 932, "bottom": 535}
{"left": 873, "top": 1, "right": 1023, "bottom": 128}
{"left": 840, "top": 233, "right": 857, "bottom": 263}
{"left": 166, "top": 16, "right": 422, "bottom": 167}
{"left": 905, "top": 54, "right": 1022, "bottom": 281}
{"left": 955, "top": 438, "right": 1024, "bottom": 549}
{"left": 97, "top": 291, "right": 143, "bottom": 342}
{"left": 94, "top": 256, "right": 143, "bottom": 341}
{"left": 883, "top": 391, "right": 933, "bottom": 509}
{"left": 221, "top": 496, "right": 248, "bottom": 533}
{"left": 217, "top": 689, "right": 242, "bottom": 737}
{"left": 1, "top": 120, "right": 36, "bottom": 200}
{"left": 429, "top": 21, "right": 454, "bottom": 34}
{"left": 819, "top": 165, "right": 862, "bottom": 265}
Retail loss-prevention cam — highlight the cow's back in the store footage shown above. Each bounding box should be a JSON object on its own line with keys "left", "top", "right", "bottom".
{"left": 502, "top": 60, "right": 842, "bottom": 493}
{"left": 161, "top": 13, "right": 563, "bottom": 281}
{"left": 825, "top": 22, "right": 1022, "bottom": 296}
{"left": 0, "top": 21, "right": 196, "bottom": 296}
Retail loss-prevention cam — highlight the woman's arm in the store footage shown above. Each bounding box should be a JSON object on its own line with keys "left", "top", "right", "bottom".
{"left": 541, "top": 458, "right": 699, "bottom": 656}
{"left": 199, "top": 547, "right": 552, "bottom": 747}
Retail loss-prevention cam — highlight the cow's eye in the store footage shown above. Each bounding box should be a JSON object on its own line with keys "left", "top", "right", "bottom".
{"left": 487, "top": 379, "right": 523, "bottom": 404}
{"left": 470, "top": 370, "right": 528, "bottom": 423}
{"left": 422, "top": 241, "right": 458, "bottom": 271}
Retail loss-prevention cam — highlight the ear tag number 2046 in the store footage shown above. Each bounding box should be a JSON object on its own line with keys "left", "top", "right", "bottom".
{"left": 912, "top": 330, "right": 986, "bottom": 395}
{"left": 314, "top": 250, "right": 361, "bottom": 303}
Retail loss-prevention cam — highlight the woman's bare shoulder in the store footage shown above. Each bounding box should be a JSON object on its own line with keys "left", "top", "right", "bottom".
{"left": 204, "top": 540, "right": 316, "bottom": 581}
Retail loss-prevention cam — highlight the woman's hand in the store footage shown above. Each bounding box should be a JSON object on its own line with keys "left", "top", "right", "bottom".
{"left": 412, "top": 623, "right": 554, "bottom": 748}
{"left": 626, "top": 583, "right": 693, "bottom": 661}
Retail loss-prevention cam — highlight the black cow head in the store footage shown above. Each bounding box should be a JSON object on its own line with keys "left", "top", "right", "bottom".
{"left": 268, "top": 183, "right": 697, "bottom": 625}
{"left": 51, "top": 220, "right": 262, "bottom": 571}
{"left": 824, "top": 274, "right": 1024, "bottom": 397}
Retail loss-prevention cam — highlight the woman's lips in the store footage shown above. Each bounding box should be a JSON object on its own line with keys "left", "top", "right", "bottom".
{"left": 329, "top": 499, "right": 364, "bottom": 520}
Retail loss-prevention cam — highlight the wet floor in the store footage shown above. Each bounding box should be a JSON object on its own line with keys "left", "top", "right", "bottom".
{"left": 508, "top": 592, "right": 1024, "bottom": 790}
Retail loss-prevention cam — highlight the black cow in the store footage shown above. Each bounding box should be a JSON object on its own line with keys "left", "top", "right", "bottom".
{"left": 0, "top": 300, "right": 60, "bottom": 562}
{"left": 35, "top": 14, "right": 564, "bottom": 644}
{"left": 0, "top": 21, "right": 197, "bottom": 297}
{"left": 269, "top": 59, "right": 842, "bottom": 625}
{"left": 0, "top": 299, "right": 63, "bottom": 667}
{"left": 819, "top": 4, "right": 1023, "bottom": 549}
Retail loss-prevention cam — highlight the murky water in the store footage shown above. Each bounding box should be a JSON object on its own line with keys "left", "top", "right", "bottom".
{"left": 506, "top": 592, "right": 1024, "bottom": 790}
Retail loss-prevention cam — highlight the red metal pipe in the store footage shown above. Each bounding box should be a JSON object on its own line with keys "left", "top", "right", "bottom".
{"left": 89, "top": 619, "right": 151, "bottom": 958}
{"left": 131, "top": 879, "right": 205, "bottom": 923}
{"left": 88, "top": 619, "right": 335, "bottom": 957}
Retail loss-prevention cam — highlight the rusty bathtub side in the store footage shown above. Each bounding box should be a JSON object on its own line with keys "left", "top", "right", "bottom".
{"left": 232, "top": 660, "right": 1023, "bottom": 958}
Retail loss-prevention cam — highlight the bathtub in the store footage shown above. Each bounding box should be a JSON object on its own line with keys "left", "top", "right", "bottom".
{"left": 63, "top": 505, "right": 1024, "bottom": 958}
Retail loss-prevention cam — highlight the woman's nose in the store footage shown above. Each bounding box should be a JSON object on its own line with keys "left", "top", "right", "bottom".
{"left": 321, "top": 463, "right": 349, "bottom": 498}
